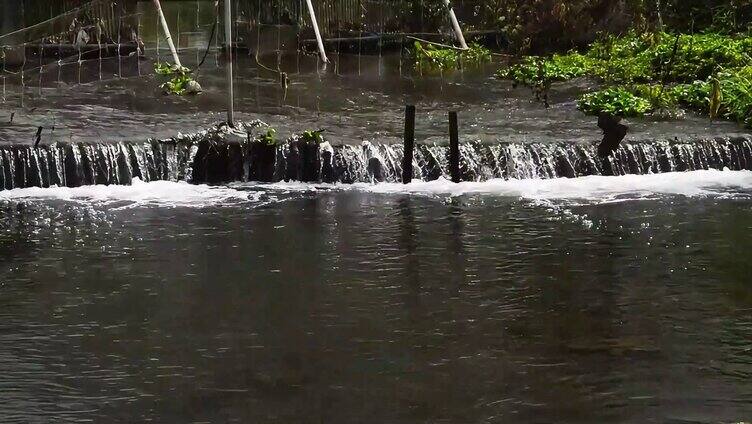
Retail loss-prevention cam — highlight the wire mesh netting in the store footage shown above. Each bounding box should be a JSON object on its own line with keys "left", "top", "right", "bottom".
{"left": 0, "top": 0, "right": 500, "bottom": 101}
{"left": 0, "top": 0, "right": 503, "bottom": 146}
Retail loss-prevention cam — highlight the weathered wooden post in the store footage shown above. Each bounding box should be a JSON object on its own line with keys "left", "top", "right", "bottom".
{"left": 305, "top": 0, "right": 329, "bottom": 63}
{"left": 449, "top": 111, "right": 460, "bottom": 183}
{"left": 443, "top": 0, "right": 468, "bottom": 50}
{"left": 152, "top": 0, "right": 182, "bottom": 67}
{"left": 223, "top": 0, "right": 234, "bottom": 127}
{"left": 402, "top": 105, "right": 416, "bottom": 184}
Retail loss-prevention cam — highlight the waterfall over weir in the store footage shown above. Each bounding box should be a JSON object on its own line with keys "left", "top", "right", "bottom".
{"left": 1, "top": 122, "right": 751, "bottom": 191}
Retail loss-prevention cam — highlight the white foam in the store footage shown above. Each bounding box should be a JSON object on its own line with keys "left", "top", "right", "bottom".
{"left": 256, "top": 169, "right": 752, "bottom": 203}
{"left": 0, "top": 178, "right": 257, "bottom": 208}
{"left": 354, "top": 169, "right": 752, "bottom": 202}
{"left": 2, "top": 170, "right": 751, "bottom": 208}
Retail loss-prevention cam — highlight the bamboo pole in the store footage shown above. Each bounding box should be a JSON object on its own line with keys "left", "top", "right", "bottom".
{"left": 224, "top": 0, "right": 234, "bottom": 126}
{"left": 152, "top": 0, "right": 182, "bottom": 67}
{"left": 305, "top": 0, "right": 329, "bottom": 63}
{"left": 443, "top": 0, "right": 468, "bottom": 49}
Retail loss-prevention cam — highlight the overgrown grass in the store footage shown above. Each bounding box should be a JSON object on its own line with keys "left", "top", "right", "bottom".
{"left": 413, "top": 41, "right": 492, "bottom": 72}
{"left": 496, "top": 32, "right": 752, "bottom": 126}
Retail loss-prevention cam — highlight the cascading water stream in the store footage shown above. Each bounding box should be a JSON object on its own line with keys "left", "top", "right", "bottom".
{"left": 0, "top": 123, "right": 751, "bottom": 190}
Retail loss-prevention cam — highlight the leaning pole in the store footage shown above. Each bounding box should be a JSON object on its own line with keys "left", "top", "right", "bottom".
{"left": 224, "top": 0, "right": 234, "bottom": 127}
{"left": 305, "top": 0, "right": 329, "bottom": 63}
{"left": 443, "top": 0, "right": 468, "bottom": 49}
{"left": 152, "top": 0, "right": 182, "bottom": 67}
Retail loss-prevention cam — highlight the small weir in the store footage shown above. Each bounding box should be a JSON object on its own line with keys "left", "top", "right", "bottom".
{"left": 1, "top": 122, "right": 752, "bottom": 190}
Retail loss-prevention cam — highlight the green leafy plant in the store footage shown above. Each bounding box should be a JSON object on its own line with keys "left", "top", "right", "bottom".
{"left": 578, "top": 87, "right": 652, "bottom": 117}
{"left": 497, "top": 53, "right": 592, "bottom": 87}
{"left": 460, "top": 43, "right": 493, "bottom": 64}
{"left": 717, "top": 67, "right": 752, "bottom": 126}
{"left": 499, "top": 32, "right": 752, "bottom": 87}
{"left": 413, "top": 41, "right": 458, "bottom": 71}
{"left": 300, "top": 129, "right": 325, "bottom": 144}
{"left": 631, "top": 84, "right": 678, "bottom": 111}
{"left": 498, "top": 30, "right": 752, "bottom": 126}
{"left": 259, "top": 128, "right": 277, "bottom": 145}
{"left": 154, "top": 62, "right": 190, "bottom": 76}
{"left": 160, "top": 74, "right": 194, "bottom": 95}
{"left": 154, "top": 62, "right": 199, "bottom": 95}
{"left": 671, "top": 81, "right": 711, "bottom": 110}
{"left": 413, "top": 42, "right": 492, "bottom": 72}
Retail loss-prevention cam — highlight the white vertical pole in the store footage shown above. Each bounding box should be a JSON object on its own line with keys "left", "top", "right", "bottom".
{"left": 152, "top": 0, "right": 182, "bottom": 67}
{"left": 224, "top": 0, "right": 234, "bottom": 126}
{"left": 305, "top": 0, "right": 329, "bottom": 63}
{"left": 443, "top": 0, "right": 468, "bottom": 50}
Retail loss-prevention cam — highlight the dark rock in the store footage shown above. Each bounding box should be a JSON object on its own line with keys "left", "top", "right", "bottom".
{"left": 63, "top": 145, "right": 83, "bottom": 188}
{"left": 321, "top": 149, "right": 334, "bottom": 183}
{"left": 418, "top": 145, "right": 442, "bottom": 181}
{"left": 300, "top": 141, "right": 321, "bottom": 182}
{"left": 13, "top": 149, "right": 25, "bottom": 188}
{"left": 597, "top": 113, "right": 628, "bottom": 158}
{"left": 116, "top": 147, "right": 132, "bottom": 185}
{"left": 367, "top": 157, "right": 385, "bottom": 182}
{"left": 249, "top": 142, "right": 277, "bottom": 182}
{"left": 191, "top": 138, "right": 245, "bottom": 184}
{"left": 285, "top": 141, "right": 302, "bottom": 181}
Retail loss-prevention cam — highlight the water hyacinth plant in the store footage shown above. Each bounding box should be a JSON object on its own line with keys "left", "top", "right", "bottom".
{"left": 413, "top": 41, "right": 492, "bottom": 72}
{"left": 578, "top": 88, "right": 652, "bottom": 117}
{"left": 300, "top": 129, "right": 325, "bottom": 144}
{"left": 154, "top": 62, "right": 201, "bottom": 96}
{"left": 259, "top": 128, "right": 278, "bottom": 145}
{"left": 497, "top": 31, "right": 752, "bottom": 125}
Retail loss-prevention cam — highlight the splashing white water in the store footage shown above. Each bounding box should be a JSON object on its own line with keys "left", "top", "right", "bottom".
{"left": 259, "top": 169, "right": 752, "bottom": 203}
{"left": 1, "top": 170, "right": 751, "bottom": 208}
{"left": 357, "top": 170, "right": 752, "bottom": 202}
{"left": 0, "top": 178, "right": 257, "bottom": 208}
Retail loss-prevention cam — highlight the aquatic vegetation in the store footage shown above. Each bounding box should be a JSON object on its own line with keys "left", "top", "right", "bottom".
{"left": 413, "top": 42, "right": 491, "bottom": 72}
{"left": 300, "top": 129, "right": 325, "bottom": 144}
{"left": 154, "top": 62, "right": 191, "bottom": 76}
{"left": 258, "top": 128, "right": 278, "bottom": 145}
{"left": 499, "top": 31, "right": 752, "bottom": 125}
{"left": 160, "top": 74, "right": 194, "bottom": 96}
{"left": 154, "top": 62, "right": 200, "bottom": 95}
{"left": 717, "top": 67, "right": 752, "bottom": 126}
{"left": 460, "top": 43, "right": 493, "bottom": 64}
{"left": 671, "top": 81, "right": 711, "bottom": 110}
{"left": 577, "top": 88, "right": 651, "bottom": 117}
{"left": 500, "top": 32, "right": 752, "bottom": 87}
{"left": 592, "top": 32, "right": 752, "bottom": 83}
{"left": 630, "top": 84, "right": 678, "bottom": 111}
{"left": 497, "top": 53, "right": 592, "bottom": 87}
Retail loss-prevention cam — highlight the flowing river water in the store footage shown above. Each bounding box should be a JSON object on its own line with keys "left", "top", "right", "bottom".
{"left": 1, "top": 33, "right": 752, "bottom": 423}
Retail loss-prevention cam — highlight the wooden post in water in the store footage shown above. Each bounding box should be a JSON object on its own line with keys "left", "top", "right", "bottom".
{"left": 402, "top": 105, "right": 416, "bottom": 184}
{"left": 224, "top": 0, "right": 234, "bottom": 127}
{"left": 449, "top": 111, "right": 460, "bottom": 183}
{"left": 152, "top": 0, "right": 182, "bottom": 67}
{"left": 305, "top": 0, "right": 329, "bottom": 63}
{"left": 443, "top": 0, "right": 468, "bottom": 50}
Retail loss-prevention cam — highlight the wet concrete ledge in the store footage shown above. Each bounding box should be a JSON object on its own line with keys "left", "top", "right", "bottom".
{"left": 1, "top": 121, "right": 752, "bottom": 191}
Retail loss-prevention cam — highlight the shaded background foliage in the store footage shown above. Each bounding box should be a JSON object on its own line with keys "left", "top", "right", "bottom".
{"left": 475, "top": 0, "right": 752, "bottom": 53}
{"left": 2, "top": 0, "right": 752, "bottom": 53}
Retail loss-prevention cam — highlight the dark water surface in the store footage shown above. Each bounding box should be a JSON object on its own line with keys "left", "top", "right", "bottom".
{"left": 2, "top": 50, "right": 749, "bottom": 148}
{"left": 1, "top": 182, "right": 751, "bottom": 423}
